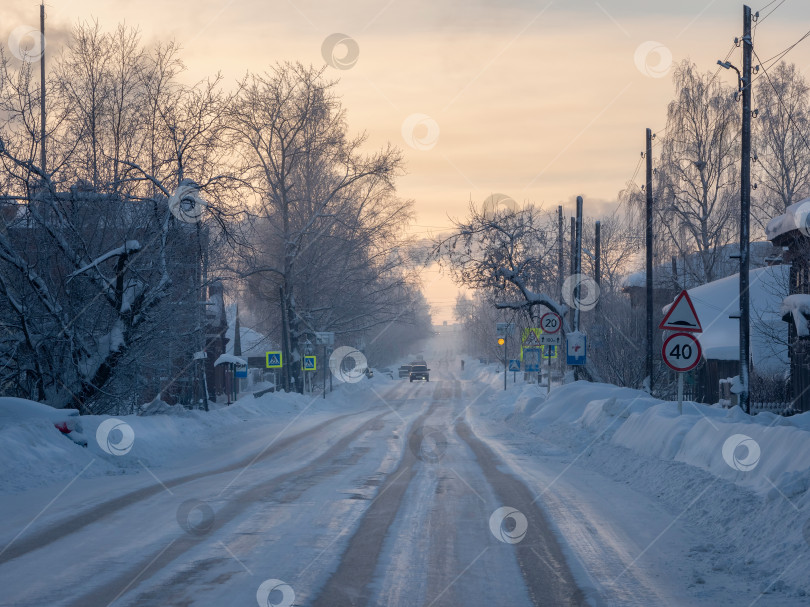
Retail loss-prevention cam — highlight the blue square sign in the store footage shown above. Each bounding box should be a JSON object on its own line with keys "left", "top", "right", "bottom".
{"left": 523, "top": 348, "right": 541, "bottom": 372}
{"left": 566, "top": 333, "right": 586, "bottom": 366}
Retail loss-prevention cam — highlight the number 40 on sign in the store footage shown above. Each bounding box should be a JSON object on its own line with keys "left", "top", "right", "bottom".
{"left": 662, "top": 332, "right": 702, "bottom": 372}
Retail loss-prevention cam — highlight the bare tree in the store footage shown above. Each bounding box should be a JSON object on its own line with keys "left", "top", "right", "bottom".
{"left": 0, "top": 23, "right": 234, "bottom": 412}
{"left": 753, "top": 62, "right": 810, "bottom": 233}
{"left": 227, "top": 62, "right": 407, "bottom": 391}
{"left": 658, "top": 61, "right": 739, "bottom": 284}
{"left": 434, "top": 202, "right": 602, "bottom": 381}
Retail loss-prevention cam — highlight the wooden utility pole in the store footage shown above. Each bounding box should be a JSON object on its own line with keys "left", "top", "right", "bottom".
{"left": 646, "top": 128, "right": 654, "bottom": 393}
{"left": 671, "top": 257, "right": 679, "bottom": 290}
{"left": 739, "top": 5, "right": 753, "bottom": 414}
{"left": 574, "top": 196, "right": 583, "bottom": 332}
{"left": 594, "top": 220, "right": 601, "bottom": 312}
{"left": 573, "top": 197, "right": 583, "bottom": 381}
{"left": 558, "top": 205, "right": 564, "bottom": 297}
{"left": 279, "top": 286, "right": 290, "bottom": 392}
{"left": 570, "top": 217, "right": 576, "bottom": 274}
{"left": 39, "top": 2, "right": 46, "bottom": 173}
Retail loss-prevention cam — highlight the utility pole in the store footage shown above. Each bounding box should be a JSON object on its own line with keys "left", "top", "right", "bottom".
{"left": 574, "top": 196, "right": 583, "bottom": 332}
{"left": 279, "top": 286, "right": 290, "bottom": 392}
{"left": 570, "top": 217, "right": 576, "bottom": 275}
{"left": 739, "top": 5, "right": 753, "bottom": 414}
{"left": 503, "top": 328, "right": 509, "bottom": 390}
{"left": 594, "top": 220, "right": 601, "bottom": 312}
{"left": 195, "top": 222, "right": 209, "bottom": 411}
{"left": 574, "top": 196, "right": 584, "bottom": 381}
{"left": 558, "top": 205, "right": 565, "bottom": 385}
{"left": 671, "top": 257, "right": 679, "bottom": 290}
{"left": 39, "top": 2, "right": 46, "bottom": 174}
{"left": 558, "top": 206, "right": 564, "bottom": 297}
{"left": 645, "top": 128, "right": 654, "bottom": 393}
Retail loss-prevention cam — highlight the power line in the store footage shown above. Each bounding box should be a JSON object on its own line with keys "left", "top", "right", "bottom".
{"left": 753, "top": 0, "right": 787, "bottom": 29}
{"left": 752, "top": 48, "right": 810, "bottom": 156}
{"left": 756, "top": 0, "right": 782, "bottom": 13}
{"left": 757, "top": 27, "right": 810, "bottom": 68}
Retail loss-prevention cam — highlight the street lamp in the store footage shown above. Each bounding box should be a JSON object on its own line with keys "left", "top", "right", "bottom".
{"left": 717, "top": 60, "right": 742, "bottom": 87}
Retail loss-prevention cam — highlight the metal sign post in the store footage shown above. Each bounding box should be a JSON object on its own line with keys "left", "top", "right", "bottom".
{"left": 496, "top": 323, "right": 514, "bottom": 391}
{"left": 508, "top": 359, "right": 520, "bottom": 384}
{"left": 315, "top": 333, "right": 334, "bottom": 399}
{"left": 540, "top": 313, "right": 561, "bottom": 393}
{"left": 660, "top": 291, "right": 703, "bottom": 414}
{"left": 500, "top": 336, "right": 507, "bottom": 390}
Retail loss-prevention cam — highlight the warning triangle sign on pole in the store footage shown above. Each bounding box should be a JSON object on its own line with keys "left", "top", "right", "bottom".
{"left": 659, "top": 290, "right": 702, "bottom": 332}
{"left": 522, "top": 330, "right": 541, "bottom": 348}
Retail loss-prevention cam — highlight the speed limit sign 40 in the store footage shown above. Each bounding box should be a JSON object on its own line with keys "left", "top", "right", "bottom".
{"left": 540, "top": 312, "right": 562, "bottom": 334}
{"left": 662, "top": 332, "right": 702, "bottom": 372}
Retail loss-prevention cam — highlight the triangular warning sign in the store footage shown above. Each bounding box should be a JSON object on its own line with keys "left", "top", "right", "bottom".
{"left": 522, "top": 331, "right": 541, "bottom": 347}
{"left": 659, "top": 290, "right": 702, "bottom": 332}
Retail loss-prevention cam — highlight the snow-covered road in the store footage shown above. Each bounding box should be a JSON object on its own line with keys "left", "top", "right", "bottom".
{"left": 1, "top": 333, "right": 806, "bottom": 606}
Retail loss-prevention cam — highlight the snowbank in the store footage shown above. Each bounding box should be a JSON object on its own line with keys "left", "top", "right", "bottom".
{"left": 501, "top": 381, "right": 810, "bottom": 496}
{"left": 475, "top": 380, "right": 810, "bottom": 600}
{"left": 0, "top": 379, "right": 390, "bottom": 494}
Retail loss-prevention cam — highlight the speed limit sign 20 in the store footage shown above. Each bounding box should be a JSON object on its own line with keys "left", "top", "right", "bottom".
{"left": 662, "top": 332, "right": 702, "bottom": 372}
{"left": 540, "top": 312, "right": 562, "bottom": 334}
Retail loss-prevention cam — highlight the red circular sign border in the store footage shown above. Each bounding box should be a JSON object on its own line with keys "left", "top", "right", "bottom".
{"left": 661, "top": 332, "right": 702, "bottom": 372}
{"left": 540, "top": 312, "right": 562, "bottom": 334}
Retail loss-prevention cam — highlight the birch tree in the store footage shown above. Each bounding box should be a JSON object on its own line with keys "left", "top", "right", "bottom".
{"left": 753, "top": 62, "right": 810, "bottom": 231}
{"left": 227, "top": 62, "right": 406, "bottom": 391}
{"left": 658, "top": 61, "right": 739, "bottom": 284}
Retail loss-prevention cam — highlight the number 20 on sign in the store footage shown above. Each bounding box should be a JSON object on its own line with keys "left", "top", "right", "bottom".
{"left": 662, "top": 332, "right": 702, "bottom": 372}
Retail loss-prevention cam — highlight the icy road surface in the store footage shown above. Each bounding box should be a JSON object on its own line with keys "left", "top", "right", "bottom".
{"left": 0, "top": 332, "right": 802, "bottom": 606}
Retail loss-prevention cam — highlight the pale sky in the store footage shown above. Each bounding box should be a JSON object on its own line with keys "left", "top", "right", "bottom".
{"left": 3, "top": 0, "right": 810, "bottom": 322}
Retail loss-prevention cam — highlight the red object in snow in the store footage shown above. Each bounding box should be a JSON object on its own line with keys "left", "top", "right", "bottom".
{"left": 54, "top": 421, "right": 71, "bottom": 434}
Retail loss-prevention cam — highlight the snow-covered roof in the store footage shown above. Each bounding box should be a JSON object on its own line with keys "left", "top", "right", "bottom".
{"left": 622, "top": 271, "right": 646, "bottom": 289}
{"left": 622, "top": 242, "right": 781, "bottom": 290}
{"left": 214, "top": 353, "right": 247, "bottom": 367}
{"left": 766, "top": 197, "right": 810, "bottom": 241}
{"left": 224, "top": 305, "right": 274, "bottom": 358}
{"left": 621, "top": 269, "right": 676, "bottom": 290}
{"left": 781, "top": 294, "right": 810, "bottom": 337}
{"left": 663, "top": 265, "right": 789, "bottom": 372}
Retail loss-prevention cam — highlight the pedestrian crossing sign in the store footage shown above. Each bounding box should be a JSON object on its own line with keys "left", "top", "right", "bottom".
{"left": 542, "top": 345, "right": 558, "bottom": 359}
{"left": 303, "top": 355, "right": 316, "bottom": 371}
{"left": 266, "top": 351, "right": 282, "bottom": 368}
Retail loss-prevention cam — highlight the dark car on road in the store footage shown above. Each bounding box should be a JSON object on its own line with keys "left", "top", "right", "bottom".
{"left": 398, "top": 365, "right": 412, "bottom": 378}
{"left": 409, "top": 364, "right": 430, "bottom": 382}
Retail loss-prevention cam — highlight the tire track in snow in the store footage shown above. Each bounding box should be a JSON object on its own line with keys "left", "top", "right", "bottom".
{"left": 0, "top": 395, "right": 401, "bottom": 566}
{"left": 310, "top": 381, "right": 448, "bottom": 606}
{"left": 67, "top": 406, "right": 401, "bottom": 607}
{"left": 456, "top": 419, "right": 586, "bottom": 606}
